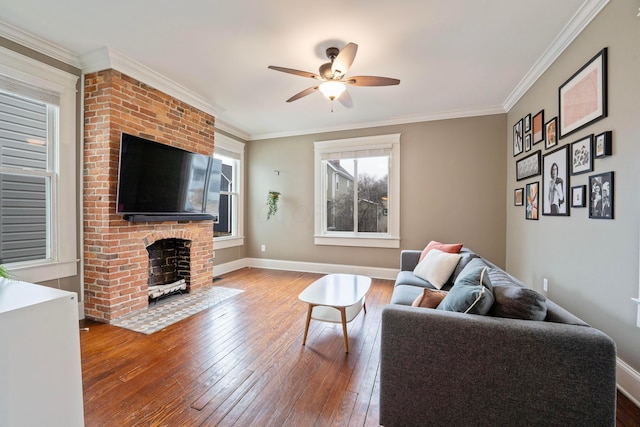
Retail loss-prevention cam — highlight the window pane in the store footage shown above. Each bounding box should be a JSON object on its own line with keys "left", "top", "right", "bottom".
{"left": 326, "top": 160, "right": 354, "bottom": 231}
{"left": 214, "top": 193, "right": 233, "bottom": 237}
{"left": 356, "top": 156, "right": 388, "bottom": 233}
{"left": 0, "top": 173, "right": 47, "bottom": 262}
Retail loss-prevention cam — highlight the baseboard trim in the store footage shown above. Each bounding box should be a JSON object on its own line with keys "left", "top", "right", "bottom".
{"left": 214, "top": 257, "right": 397, "bottom": 281}
{"left": 617, "top": 357, "right": 640, "bottom": 407}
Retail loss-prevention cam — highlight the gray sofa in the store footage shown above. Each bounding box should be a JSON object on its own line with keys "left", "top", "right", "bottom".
{"left": 379, "top": 248, "right": 617, "bottom": 427}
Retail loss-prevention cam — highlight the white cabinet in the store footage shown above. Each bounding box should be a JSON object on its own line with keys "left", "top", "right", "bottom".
{"left": 0, "top": 278, "right": 84, "bottom": 427}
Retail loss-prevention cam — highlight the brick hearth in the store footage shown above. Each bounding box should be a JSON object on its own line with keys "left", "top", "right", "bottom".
{"left": 83, "top": 69, "right": 215, "bottom": 322}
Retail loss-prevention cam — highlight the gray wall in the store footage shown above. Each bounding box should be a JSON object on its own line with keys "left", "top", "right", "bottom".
{"left": 506, "top": 1, "right": 640, "bottom": 371}
{"left": 247, "top": 114, "right": 507, "bottom": 270}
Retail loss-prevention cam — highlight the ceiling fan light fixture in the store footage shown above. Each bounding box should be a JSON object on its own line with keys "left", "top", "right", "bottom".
{"left": 319, "top": 81, "right": 346, "bottom": 101}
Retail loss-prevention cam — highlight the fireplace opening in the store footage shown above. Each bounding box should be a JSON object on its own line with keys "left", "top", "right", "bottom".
{"left": 146, "top": 238, "right": 192, "bottom": 302}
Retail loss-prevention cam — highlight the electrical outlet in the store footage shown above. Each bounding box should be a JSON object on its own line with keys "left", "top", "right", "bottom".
{"left": 543, "top": 278, "right": 548, "bottom": 292}
{"left": 261, "top": 244, "right": 266, "bottom": 252}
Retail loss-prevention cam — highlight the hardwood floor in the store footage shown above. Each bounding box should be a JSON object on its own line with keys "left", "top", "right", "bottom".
{"left": 80, "top": 268, "right": 640, "bottom": 426}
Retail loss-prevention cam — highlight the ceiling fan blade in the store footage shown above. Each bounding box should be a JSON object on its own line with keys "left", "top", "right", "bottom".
{"left": 268, "top": 66, "right": 322, "bottom": 80}
{"left": 331, "top": 42, "right": 358, "bottom": 76}
{"left": 345, "top": 76, "right": 400, "bottom": 86}
{"left": 338, "top": 89, "right": 353, "bottom": 109}
{"left": 286, "top": 86, "right": 319, "bottom": 102}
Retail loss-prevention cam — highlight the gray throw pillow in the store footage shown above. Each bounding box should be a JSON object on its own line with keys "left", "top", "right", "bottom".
{"left": 486, "top": 268, "right": 547, "bottom": 320}
{"left": 437, "top": 267, "right": 494, "bottom": 315}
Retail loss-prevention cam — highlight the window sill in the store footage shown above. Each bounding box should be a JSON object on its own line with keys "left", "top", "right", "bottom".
{"left": 7, "top": 259, "right": 79, "bottom": 283}
{"left": 314, "top": 235, "right": 400, "bottom": 248}
{"left": 214, "top": 236, "right": 245, "bottom": 249}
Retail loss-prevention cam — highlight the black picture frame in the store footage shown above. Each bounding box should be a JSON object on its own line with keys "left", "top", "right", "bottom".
{"left": 559, "top": 48, "right": 608, "bottom": 139}
{"left": 542, "top": 145, "right": 570, "bottom": 216}
{"left": 513, "top": 119, "right": 523, "bottom": 157}
{"left": 525, "top": 182, "right": 539, "bottom": 220}
{"left": 588, "top": 171, "right": 614, "bottom": 219}
{"left": 516, "top": 150, "right": 541, "bottom": 181}
{"left": 571, "top": 185, "right": 586, "bottom": 208}
{"left": 514, "top": 188, "right": 524, "bottom": 206}
{"left": 570, "top": 134, "right": 594, "bottom": 175}
{"left": 545, "top": 117, "right": 558, "bottom": 149}
{"left": 524, "top": 134, "right": 532, "bottom": 152}
{"left": 532, "top": 110, "right": 545, "bottom": 145}
{"left": 524, "top": 114, "right": 531, "bottom": 133}
{"left": 595, "top": 131, "right": 612, "bottom": 158}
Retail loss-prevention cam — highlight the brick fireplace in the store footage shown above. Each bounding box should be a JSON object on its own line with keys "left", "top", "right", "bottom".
{"left": 83, "top": 69, "right": 216, "bottom": 322}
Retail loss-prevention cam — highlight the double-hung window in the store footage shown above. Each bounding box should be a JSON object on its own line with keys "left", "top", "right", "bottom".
{"left": 213, "top": 132, "right": 244, "bottom": 249}
{"left": 314, "top": 134, "right": 400, "bottom": 248}
{"left": 0, "top": 47, "right": 78, "bottom": 282}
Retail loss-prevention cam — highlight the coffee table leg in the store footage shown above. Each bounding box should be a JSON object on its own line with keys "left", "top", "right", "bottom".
{"left": 339, "top": 307, "right": 349, "bottom": 353}
{"left": 303, "top": 304, "right": 313, "bottom": 346}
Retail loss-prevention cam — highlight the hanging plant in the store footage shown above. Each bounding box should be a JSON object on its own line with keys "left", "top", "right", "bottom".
{"left": 266, "top": 191, "right": 281, "bottom": 220}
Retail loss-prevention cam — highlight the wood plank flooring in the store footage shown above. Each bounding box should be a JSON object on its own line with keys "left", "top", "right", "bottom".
{"left": 80, "top": 267, "right": 640, "bottom": 426}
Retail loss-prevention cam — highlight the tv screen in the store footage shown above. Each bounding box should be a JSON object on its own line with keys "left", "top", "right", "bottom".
{"left": 116, "top": 132, "right": 221, "bottom": 220}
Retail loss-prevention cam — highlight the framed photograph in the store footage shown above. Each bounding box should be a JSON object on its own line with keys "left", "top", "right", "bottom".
{"left": 514, "top": 188, "right": 524, "bottom": 206}
{"left": 595, "top": 131, "right": 612, "bottom": 158}
{"left": 532, "top": 110, "right": 545, "bottom": 145}
{"left": 588, "top": 171, "right": 614, "bottom": 219}
{"left": 524, "top": 134, "right": 532, "bottom": 152}
{"left": 542, "top": 145, "right": 569, "bottom": 216}
{"left": 525, "top": 182, "right": 539, "bottom": 220}
{"left": 513, "top": 119, "right": 523, "bottom": 156}
{"left": 559, "top": 48, "right": 608, "bottom": 139}
{"left": 545, "top": 117, "right": 558, "bottom": 149}
{"left": 570, "top": 134, "right": 594, "bottom": 175}
{"left": 516, "top": 151, "right": 541, "bottom": 181}
{"left": 524, "top": 114, "right": 531, "bottom": 133}
{"left": 571, "top": 185, "right": 586, "bottom": 207}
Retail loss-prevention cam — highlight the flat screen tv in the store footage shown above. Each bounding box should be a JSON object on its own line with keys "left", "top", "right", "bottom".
{"left": 116, "top": 132, "right": 222, "bottom": 221}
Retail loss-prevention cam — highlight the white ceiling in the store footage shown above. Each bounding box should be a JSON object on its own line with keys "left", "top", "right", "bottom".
{"left": 0, "top": 0, "right": 606, "bottom": 140}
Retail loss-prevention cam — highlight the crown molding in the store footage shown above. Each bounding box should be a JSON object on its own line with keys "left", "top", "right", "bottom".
{"left": 80, "top": 46, "right": 226, "bottom": 118}
{"left": 0, "top": 19, "right": 81, "bottom": 68}
{"left": 503, "top": 0, "right": 610, "bottom": 111}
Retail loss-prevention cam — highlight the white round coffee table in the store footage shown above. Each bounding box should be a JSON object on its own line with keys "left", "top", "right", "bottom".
{"left": 298, "top": 273, "right": 371, "bottom": 353}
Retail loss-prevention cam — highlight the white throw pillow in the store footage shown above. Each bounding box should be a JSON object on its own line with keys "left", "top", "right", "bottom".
{"left": 413, "top": 249, "right": 462, "bottom": 289}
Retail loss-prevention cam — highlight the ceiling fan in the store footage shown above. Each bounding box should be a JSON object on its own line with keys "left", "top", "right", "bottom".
{"left": 268, "top": 42, "right": 400, "bottom": 108}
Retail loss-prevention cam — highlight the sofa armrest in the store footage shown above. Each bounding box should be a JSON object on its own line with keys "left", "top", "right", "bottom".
{"left": 400, "top": 250, "right": 422, "bottom": 271}
{"left": 380, "top": 305, "right": 616, "bottom": 427}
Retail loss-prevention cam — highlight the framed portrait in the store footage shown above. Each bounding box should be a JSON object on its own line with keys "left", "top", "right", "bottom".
{"left": 588, "top": 171, "right": 614, "bottom": 219}
{"left": 542, "top": 145, "right": 569, "bottom": 216}
{"left": 559, "top": 48, "right": 608, "bottom": 139}
{"left": 595, "top": 131, "right": 612, "bottom": 158}
{"left": 545, "top": 117, "right": 558, "bottom": 149}
{"left": 524, "top": 134, "right": 532, "bottom": 152}
{"left": 570, "top": 134, "right": 593, "bottom": 175}
{"left": 516, "top": 150, "right": 541, "bottom": 181}
{"left": 532, "top": 110, "right": 545, "bottom": 145}
{"left": 571, "top": 185, "right": 586, "bottom": 207}
{"left": 514, "top": 188, "right": 524, "bottom": 206}
{"left": 524, "top": 114, "right": 531, "bottom": 133}
{"left": 525, "top": 182, "right": 539, "bottom": 220}
{"left": 513, "top": 119, "right": 523, "bottom": 156}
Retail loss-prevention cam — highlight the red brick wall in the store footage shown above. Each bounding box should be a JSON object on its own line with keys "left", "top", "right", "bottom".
{"left": 83, "top": 69, "right": 215, "bottom": 322}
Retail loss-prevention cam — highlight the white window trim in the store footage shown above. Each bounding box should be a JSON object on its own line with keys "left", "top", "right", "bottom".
{"left": 213, "top": 132, "right": 244, "bottom": 249}
{"left": 314, "top": 133, "right": 400, "bottom": 248}
{"left": 0, "top": 46, "right": 78, "bottom": 282}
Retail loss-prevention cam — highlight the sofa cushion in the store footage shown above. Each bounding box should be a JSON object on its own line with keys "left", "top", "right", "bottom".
{"left": 394, "top": 270, "right": 435, "bottom": 289}
{"left": 411, "top": 288, "right": 448, "bottom": 308}
{"left": 437, "top": 267, "right": 494, "bottom": 315}
{"left": 413, "top": 249, "right": 462, "bottom": 290}
{"left": 418, "top": 240, "right": 463, "bottom": 263}
{"left": 485, "top": 268, "right": 547, "bottom": 320}
{"left": 390, "top": 284, "right": 426, "bottom": 305}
